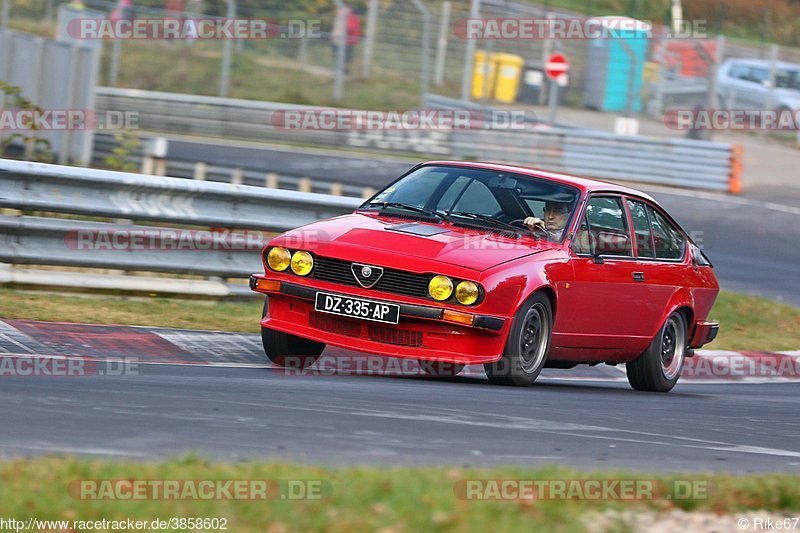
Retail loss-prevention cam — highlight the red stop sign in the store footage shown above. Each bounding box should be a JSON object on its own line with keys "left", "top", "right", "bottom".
{"left": 545, "top": 53, "right": 569, "bottom": 81}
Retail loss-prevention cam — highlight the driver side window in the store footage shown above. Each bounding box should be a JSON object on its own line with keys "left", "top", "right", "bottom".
{"left": 572, "top": 196, "right": 632, "bottom": 256}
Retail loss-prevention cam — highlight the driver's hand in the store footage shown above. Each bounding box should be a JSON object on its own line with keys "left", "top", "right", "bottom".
{"left": 523, "top": 217, "right": 545, "bottom": 230}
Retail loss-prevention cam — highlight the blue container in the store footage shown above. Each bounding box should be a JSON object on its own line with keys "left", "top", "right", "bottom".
{"left": 583, "top": 17, "right": 650, "bottom": 112}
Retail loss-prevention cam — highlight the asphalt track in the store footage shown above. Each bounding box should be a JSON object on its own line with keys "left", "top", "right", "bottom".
{"left": 1, "top": 320, "right": 799, "bottom": 473}
{"left": 2, "top": 143, "right": 797, "bottom": 472}
{"left": 169, "top": 140, "right": 800, "bottom": 306}
{"left": 3, "top": 360, "right": 800, "bottom": 473}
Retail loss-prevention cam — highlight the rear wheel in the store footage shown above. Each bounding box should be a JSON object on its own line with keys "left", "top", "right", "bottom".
{"left": 417, "top": 360, "right": 465, "bottom": 377}
{"left": 484, "top": 292, "right": 552, "bottom": 386}
{"left": 626, "top": 311, "right": 687, "bottom": 392}
{"left": 261, "top": 297, "right": 325, "bottom": 369}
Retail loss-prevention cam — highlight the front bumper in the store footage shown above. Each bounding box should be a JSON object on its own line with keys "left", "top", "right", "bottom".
{"left": 250, "top": 275, "right": 509, "bottom": 364}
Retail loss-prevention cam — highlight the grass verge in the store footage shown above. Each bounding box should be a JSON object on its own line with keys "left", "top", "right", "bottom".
{"left": 0, "top": 287, "right": 797, "bottom": 351}
{"left": 0, "top": 457, "right": 798, "bottom": 532}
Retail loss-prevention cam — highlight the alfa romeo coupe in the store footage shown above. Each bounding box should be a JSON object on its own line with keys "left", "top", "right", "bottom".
{"left": 250, "top": 162, "right": 720, "bottom": 392}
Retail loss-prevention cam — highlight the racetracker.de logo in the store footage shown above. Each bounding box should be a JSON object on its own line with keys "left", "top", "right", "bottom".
{"left": 664, "top": 109, "right": 800, "bottom": 131}
{"left": 67, "top": 18, "right": 320, "bottom": 40}
{"left": 0, "top": 356, "right": 138, "bottom": 377}
{"left": 69, "top": 479, "right": 332, "bottom": 500}
{"left": 452, "top": 17, "right": 707, "bottom": 40}
{"left": 453, "top": 479, "right": 709, "bottom": 501}
{"left": 0, "top": 110, "right": 138, "bottom": 131}
{"left": 270, "top": 109, "right": 528, "bottom": 131}
{"left": 65, "top": 229, "right": 270, "bottom": 252}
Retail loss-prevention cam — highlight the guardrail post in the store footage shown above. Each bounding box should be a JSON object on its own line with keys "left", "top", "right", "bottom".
{"left": 330, "top": 182, "right": 343, "bottom": 196}
{"left": 298, "top": 177, "right": 312, "bottom": 193}
{"left": 194, "top": 162, "right": 207, "bottom": 180}
{"left": 143, "top": 137, "right": 168, "bottom": 176}
{"left": 231, "top": 168, "right": 243, "bottom": 185}
{"left": 265, "top": 173, "right": 278, "bottom": 188}
{"left": 362, "top": 187, "right": 375, "bottom": 199}
{"left": 728, "top": 144, "right": 743, "bottom": 194}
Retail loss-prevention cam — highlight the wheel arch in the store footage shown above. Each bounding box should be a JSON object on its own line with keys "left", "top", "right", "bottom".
{"left": 512, "top": 283, "right": 557, "bottom": 321}
{"left": 654, "top": 288, "right": 695, "bottom": 339}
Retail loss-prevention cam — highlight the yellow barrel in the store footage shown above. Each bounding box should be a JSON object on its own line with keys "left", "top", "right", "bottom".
{"left": 491, "top": 53, "right": 525, "bottom": 103}
{"left": 471, "top": 50, "right": 496, "bottom": 100}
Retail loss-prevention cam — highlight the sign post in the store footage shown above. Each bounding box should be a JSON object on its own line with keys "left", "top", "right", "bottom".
{"left": 545, "top": 52, "right": 569, "bottom": 124}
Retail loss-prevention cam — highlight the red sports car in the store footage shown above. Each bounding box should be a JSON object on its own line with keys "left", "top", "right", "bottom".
{"left": 250, "top": 161, "right": 720, "bottom": 392}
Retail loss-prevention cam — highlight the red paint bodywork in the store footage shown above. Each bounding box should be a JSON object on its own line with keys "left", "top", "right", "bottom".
{"left": 251, "top": 162, "right": 720, "bottom": 366}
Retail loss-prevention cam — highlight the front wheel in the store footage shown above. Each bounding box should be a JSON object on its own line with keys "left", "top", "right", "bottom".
{"left": 484, "top": 292, "right": 552, "bottom": 386}
{"left": 626, "top": 311, "right": 687, "bottom": 392}
{"left": 261, "top": 297, "right": 325, "bottom": 369}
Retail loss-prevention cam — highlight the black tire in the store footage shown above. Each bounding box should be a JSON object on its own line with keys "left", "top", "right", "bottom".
{"left": 484, "top": 292, "right": 552, "bottom": 386}
{"left": 261, "top": 297, "right": 325, "bottom": 369}
{"left": 626, "top": 311, "right": 687, "bottom": 393}
{"left": 417, "top": 360, "right": 465, "bottom": 377}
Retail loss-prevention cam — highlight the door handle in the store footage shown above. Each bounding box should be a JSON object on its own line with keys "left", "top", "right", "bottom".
{"left": 633, "top": 272, "right": 645, "bottom": 282}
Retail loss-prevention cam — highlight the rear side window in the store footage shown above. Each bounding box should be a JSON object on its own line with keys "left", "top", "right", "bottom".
{"left": 626, "top": 200, "right": 655, "bottom": 258}
{"left": 647, "top": 206, "right": 685, "bottom": 260}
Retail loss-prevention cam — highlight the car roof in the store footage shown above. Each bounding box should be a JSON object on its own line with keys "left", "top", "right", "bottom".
{"left": 421, "top": 160, "right": 657, "bottom": 202}
{"left": 724, "top": 58, "right": 800, "bottom": 71}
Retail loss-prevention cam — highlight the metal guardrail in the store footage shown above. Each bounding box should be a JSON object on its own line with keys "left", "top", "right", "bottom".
{"left": 451, "top": 128, "right": 739, "bottom": 192}
{"left": 0, "top": 159, "right": 361, "bottom": 295}
{"left": 91, "top": 133, "right": 368, "bottom": 198}
{"left": 0, "top": 215, "right": 263, "bottom": 278}
{"left": 0, "top": 159, "right": 360, "bottom": 232}
{"left": 95, "top": 87, "right": 742, "bottom": 193}
{"left": 95, "top": 87, "right": 451, "bottom": 155}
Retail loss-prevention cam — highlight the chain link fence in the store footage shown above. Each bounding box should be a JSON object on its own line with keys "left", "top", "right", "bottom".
{"left": 4, "top": 0, "right": 800, "bottom": 127}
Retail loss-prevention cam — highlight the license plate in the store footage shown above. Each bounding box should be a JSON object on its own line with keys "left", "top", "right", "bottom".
{"left": 314, "top": 292, "right": 400, "bottom": 324}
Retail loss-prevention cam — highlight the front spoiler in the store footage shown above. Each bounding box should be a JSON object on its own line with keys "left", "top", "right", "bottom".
{"left": 249, "top": 275, "right": 506, "bottom": 331}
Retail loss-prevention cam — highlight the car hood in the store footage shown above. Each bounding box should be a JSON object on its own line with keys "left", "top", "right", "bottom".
{"left": 274, "top": 213, "right": 555, "bottom": 272}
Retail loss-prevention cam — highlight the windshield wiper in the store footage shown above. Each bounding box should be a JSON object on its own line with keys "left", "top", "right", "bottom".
{"left": 447, "top": 211, "right": 521, "bottom": 233}
{"left": 364, "top": 202, "right": 450, "bottom": 222}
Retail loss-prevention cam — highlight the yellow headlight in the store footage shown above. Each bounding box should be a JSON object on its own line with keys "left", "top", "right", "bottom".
{"left": 267, "top": 247, "right": 291, "bottom": 271}
{"left": 455, "top": 281, "right": 480, "bottom": 305}
{"left": 290, "top": 250, "right": 314, "bottom": 276}
{"left": 428, "top": 275, "right": 453, "bottom": 301}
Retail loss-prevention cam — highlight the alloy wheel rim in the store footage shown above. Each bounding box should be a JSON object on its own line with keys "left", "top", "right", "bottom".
{"left": 519, "top": 303, "right": 549, "bottom": 373}
{"left": 660, "top": 316, "right": 686, "bottom": 380}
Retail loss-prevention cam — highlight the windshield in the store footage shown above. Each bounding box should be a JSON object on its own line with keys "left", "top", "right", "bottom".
{"left": 360, "top": 165, "right": 581, "bottom": 242}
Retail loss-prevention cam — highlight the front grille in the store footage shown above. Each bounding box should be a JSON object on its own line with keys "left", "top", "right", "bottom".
{"left": 309, "top": 312, "right": 361, "bottom": 337}
{"left": 367, "top": 326, "right": 424, "bottom": 347}
{"left": 313, "top": 256, "right": 430, "bottom": 300}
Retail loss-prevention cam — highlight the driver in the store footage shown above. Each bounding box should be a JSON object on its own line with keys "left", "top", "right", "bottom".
{"left": 524, "top": 201, "right": 571, "bottom": 240}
